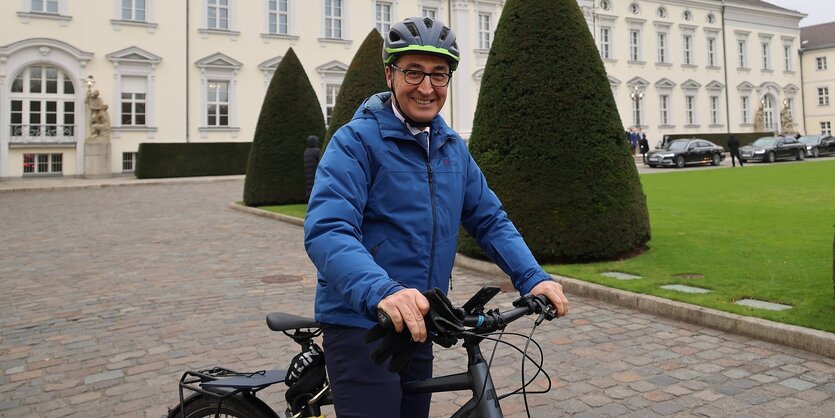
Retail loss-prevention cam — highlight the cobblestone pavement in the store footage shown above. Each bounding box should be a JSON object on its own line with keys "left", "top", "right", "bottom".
{"left": 1, "top": 180, "right": 833, "bottom": 418}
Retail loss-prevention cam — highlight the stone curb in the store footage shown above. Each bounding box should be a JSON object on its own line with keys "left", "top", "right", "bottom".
{"left": 0, "top": 174, "right": 245, "bottom": 193}
{"left": 456, "top": 253, "right": 835, "bottom": 359}
{"left": 228, "top": 201, "right": 304, "bottom": 226}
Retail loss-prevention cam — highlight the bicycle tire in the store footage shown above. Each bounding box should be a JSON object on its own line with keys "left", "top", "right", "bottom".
{"left": 173, "top": 393, "right": 278, "bottom": 418}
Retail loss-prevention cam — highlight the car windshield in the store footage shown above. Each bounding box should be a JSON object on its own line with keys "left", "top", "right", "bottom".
{"left": 798, "top": 136, "right": 819, "bottom": 145}
{"left": 665, "top": 141, "right": 688, "bottom": 151}
{"left": 751, "top": 138, "right": 776, "bottom": 147}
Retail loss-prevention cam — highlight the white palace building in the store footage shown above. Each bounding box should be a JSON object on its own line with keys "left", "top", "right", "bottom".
{"left": 0, "top": 0, "right": 828, "bottom": 179}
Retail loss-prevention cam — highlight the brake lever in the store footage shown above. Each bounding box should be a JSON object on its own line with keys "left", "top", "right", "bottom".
{"left": 532, "top": 295, "right": 557, "bottom": 325}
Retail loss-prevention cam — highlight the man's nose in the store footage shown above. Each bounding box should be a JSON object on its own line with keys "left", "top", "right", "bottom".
{"left": 417, "top": 76, "right": 434, "bottom": 94}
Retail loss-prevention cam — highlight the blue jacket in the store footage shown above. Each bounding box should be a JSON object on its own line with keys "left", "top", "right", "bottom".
{"left": 304, "top": 92, "right": 552, "bottom": 329}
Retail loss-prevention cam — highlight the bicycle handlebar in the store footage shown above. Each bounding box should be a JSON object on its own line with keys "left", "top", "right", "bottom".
{"left": 461, "top": 294, "right": 557, "bottom": 334}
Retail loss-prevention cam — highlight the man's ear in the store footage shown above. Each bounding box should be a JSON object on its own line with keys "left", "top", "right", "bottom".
{"left": 385, "top": 66, "right": 393, "bottom": 89}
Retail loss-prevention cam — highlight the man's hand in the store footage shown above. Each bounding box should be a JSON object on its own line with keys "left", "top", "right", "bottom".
{"left": 377, "top": 288, "right": 430, "bottom": 342}
{"left": 531, "top": 280, "right": 569, "bottom": 318}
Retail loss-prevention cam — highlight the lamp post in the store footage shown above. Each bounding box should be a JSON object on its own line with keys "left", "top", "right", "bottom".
{"left": 630, "top": 85, "right": 644, "bottom": 127}
{"left": 84, "top": 75, "right": 95, "bottom": 92}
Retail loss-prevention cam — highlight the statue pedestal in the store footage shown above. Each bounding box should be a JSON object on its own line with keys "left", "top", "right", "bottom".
{"left": 84, "top": 140, "right": 112, "bottom": 179}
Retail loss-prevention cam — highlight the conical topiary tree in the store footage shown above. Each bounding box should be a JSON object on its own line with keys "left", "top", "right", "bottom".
{"left": 244, "top": 47, "right": 326, "bottom": 206}
{"left": 323, "top": 29, "right": 388, "bottom": 150}
{"left": 459, "top": 0, "right": 650, "bottom": 263}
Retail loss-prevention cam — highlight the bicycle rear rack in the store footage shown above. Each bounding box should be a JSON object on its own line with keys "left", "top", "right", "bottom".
{"left": 177, "top": 367, "right": 287, "bottom": 418}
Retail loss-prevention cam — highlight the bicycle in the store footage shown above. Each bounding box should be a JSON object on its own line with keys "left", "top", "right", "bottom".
{"left": 168, "top": 286, "right": 559, "bottom": 418}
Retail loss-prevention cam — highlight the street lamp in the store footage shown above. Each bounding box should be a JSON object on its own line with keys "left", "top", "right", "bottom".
{"left": 629, "top": 85, "right": 644, "bottom": 127}
{"left": 84, "top": 75, "right": 95, "bottom": 92}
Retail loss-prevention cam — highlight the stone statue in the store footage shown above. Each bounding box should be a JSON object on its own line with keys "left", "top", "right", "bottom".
{"left": 754, "top": 101, "right": 765, "bottom": 132}
{"left": 85, "top": 89, "right": 111, "bottom": 142}
{"left": 780, "top": 102, "right": 794, "bottom": 134}
{"left": 90, "top": 104, "right": 112, "bottom": 138}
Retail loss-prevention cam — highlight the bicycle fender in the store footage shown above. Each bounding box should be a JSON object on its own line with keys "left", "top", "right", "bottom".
{"left": 167, "top": 392, "right": 280, "bottom": 418}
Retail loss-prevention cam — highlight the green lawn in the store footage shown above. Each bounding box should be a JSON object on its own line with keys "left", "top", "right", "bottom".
{"left": 546, "top": 160, "right": 835, "bottom": 333}
{"left": 260, "top": 160, "right": 835, "bottom": 333}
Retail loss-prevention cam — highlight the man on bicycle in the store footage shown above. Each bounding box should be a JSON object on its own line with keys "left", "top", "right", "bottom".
{"left": 304, "top": 16, "right": 569, "bottom": 418}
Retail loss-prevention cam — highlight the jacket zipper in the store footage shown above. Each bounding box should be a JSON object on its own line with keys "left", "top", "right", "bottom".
{"left": 426, "top": 161, "right": 436, "bottom": 291}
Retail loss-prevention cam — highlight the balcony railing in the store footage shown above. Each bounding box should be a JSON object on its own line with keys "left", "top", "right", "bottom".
{"left": 9, "top": 124, "right": 77, "bottom": 145}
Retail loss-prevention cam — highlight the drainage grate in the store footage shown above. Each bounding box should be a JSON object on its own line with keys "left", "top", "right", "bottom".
{"left": 261, "top": 275, "right": 303, "bottom": 284}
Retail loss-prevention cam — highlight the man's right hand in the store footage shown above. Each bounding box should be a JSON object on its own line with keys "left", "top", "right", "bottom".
{"left": 377, "top": 288, "right": 430, "bottom": 343}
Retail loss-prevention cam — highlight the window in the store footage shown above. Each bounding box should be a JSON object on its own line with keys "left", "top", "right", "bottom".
{"left": 122, "top": 152, "right": 137, "bottom": 172}
{"left": 268, "top": 0, "right": 288, "bottom": 35}
{"left": 207, "top": 0, "right": 229, "bottom": 30}
{"left": 818, "top": 87, "right": 830, "bottom": 106}
{"left": 23, "top": 153, "right": 62, "bottom": 174}
{"left": 375, "top": 2, "right": 391, "bottom": 34}
{"left": 816, "top": 56, "right": 828, "bottom": 71}
{"left": 763, "top": 96, "right": 775, "bottom": 130}
{"left": 629, "top": 3, "right": 639, "bottom": 15}
{"left": 761, "top": 42, "right": 770, "bottom": 70}
{"left": 659, "top": 94, "right": 670, "bottom": 125}
{"left": 324, "top": 0, "right": 343, "bottom": 39}
{"left": 707, "top": 37, "right": 716, "bottom": 66}
{"left": 783, "top": 45, "right": 792, "bottom": 71}
{"left": 710, "top": 96, "right": 720, "bottom": 125}
{"left": 325, "top": 83, "right": 339, "bottom": 125}
{"left": 121, "top": 0, "right": 146, "bottom": 21}
{"left": 657, "top": 7, "right": 666, "bottom": 18}
{"left": 738, "top": 40, "right": 747, "bottom": 68}
{"left": 422, "top": 7, "right": 436, "bottom": 20}
{"left": 8, "top": 65, "right": 76, "bottom": 144}
{"left": 741, "top": 96, "right": 750, "bottom": 124}
{"left": 599, "top": 26, "right": 611, "bottom": 59}
{"left": 683, "top": 35, "right": 693, "bottom": 65}
{"left": 206, "top": 80, "right": 229, "bottom": 126}
{"left": 120, "top": 76, "right": 147, "bottom": 126}
{"left": 657, "top": 32, "right": 667, "bottom": 63}
{"left": 31, "top": 0, "right": 58, "bottom": 13}
{"left": 685, "top": 95, "right": 696, "bottom": 125}
{"left": 631, "top": 96, "right": 642, "bottom": 126}
{"left": 707, "top": 14, "right": 715, "bottom": 24}
{"left": 478, "top": 13, "right": 491, "bottom": 50}
{"left": 629, "top": 30, "right": 641, "bottom": 61}
{"left": 600, "top": 0, "right": 611, "bottom": 11}
{"left": 683, "top": 10, "right": 692, "bottom": 21}
{"left": 821, "top": 121, "right": 832, "bottom": 135}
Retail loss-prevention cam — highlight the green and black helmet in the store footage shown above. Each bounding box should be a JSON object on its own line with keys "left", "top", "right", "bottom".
{"left": 383, "top": 16, "right": 460, "bottom": 71}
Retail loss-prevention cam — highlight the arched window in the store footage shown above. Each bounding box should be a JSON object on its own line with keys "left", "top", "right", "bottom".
{"left": 9, "top": 64, "right": 76, "bottom": 144}
{"left": 763, "top": 95, "right": 775, "bottom": 131}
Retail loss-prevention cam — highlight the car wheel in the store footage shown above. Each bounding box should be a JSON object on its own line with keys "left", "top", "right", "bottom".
{"left": 711, "top": 153, "right": 721, "bottom": 166}
{"left": 766, "top": 151, "right": 776, "bottom": 163}
{"left": 648, "top": 164, "right": 657, "bottom": 168}
{"left": 797, "top": 149, "right": 805, "bottom": 161}
{"left": 812, "top": 148, "right": 820, "bottom": 158}
{"left": 675, "top": 155, "right": 685, "bottom": 168}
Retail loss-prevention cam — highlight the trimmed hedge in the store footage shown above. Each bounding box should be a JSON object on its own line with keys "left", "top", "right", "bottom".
{"left": 459, "top": 0, "right": 650, "bottom": 263}
{"left": 667, "top": 132, "right": 774, "bottom": 149}
{"left": 323, "top": 29, "right": 388, "bottom": 150}
{"left": 244, "top": 48, "right": 326, "bottom": 206}
{"left": 135, "top": 142, "right": 250, "bottom": 179}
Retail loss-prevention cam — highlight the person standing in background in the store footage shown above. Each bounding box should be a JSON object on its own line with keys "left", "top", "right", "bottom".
{"left": 728, "top": 134, "right": 743, "bottom": 167}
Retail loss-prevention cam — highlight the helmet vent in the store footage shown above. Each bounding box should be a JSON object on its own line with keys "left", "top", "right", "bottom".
{"left": 440, "top": 27, "right": 449, "bottom": 41}
{"left": 389, "top": 31, "right": 401, "bottom": 42}
{"left": 423, "top": 17, "right": 433, "bottom": 29}
{"left": 404, "top": 22, "right": 419, "bottom": 37}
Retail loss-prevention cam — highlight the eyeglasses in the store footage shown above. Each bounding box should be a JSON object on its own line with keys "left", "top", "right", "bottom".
{"left": 390, "top": 65, "right": 452, "bottom": 87}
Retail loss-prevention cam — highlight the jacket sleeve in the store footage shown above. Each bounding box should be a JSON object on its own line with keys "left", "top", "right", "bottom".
{"left": 304, "top": 125, "right": 405, "bottom": 320}
{"left": 459, "top": 154, "right": 552, "bottom": 295}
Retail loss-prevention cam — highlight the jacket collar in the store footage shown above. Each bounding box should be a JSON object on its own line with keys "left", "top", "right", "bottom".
{"left": 354, "top": 92, "right": 461, "bottom": 146}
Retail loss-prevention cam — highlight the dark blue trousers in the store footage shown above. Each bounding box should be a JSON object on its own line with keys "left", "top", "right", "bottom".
{"left": 323, "top": 326, "right": 433, "bottom": 418}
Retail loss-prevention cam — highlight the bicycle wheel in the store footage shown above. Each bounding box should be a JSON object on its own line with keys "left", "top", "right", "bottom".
{"left": 173, "top": 393, "right": 278, "bottom": 418}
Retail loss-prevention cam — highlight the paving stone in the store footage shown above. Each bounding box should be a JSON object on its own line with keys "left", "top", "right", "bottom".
{"left": 601, "top": 272, "right": 643, "bottom": 280}
{"left": 734, "top": 299, "right": 792, "bottom": 311}
{"left": 2, "top": 180, "right": 834, "bottom": 418}
{"left": 660, "top": 284, "right": 712, "bottom": 294}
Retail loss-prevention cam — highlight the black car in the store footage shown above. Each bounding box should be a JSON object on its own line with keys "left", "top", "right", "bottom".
{"left": 739, "top": 136, "right": 806, "bottom": 163}
{"left": 646, "top": 138, "right": 726, "bottom": 168}
{"left": 797, "top": 135, "right": 835, "bottom": 158}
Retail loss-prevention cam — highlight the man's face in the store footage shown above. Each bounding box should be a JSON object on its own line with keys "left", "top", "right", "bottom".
{"left": 386, "top": 54, "right": 450, "bottom": 123}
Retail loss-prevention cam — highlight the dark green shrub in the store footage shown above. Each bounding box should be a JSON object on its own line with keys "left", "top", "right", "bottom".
{"left": 135, "top": 142, "right": 250, "bottom": 179}
{"left": 323, "top": 29, "right": 388, "bottom": 150}
{"left": 244, "top": 48, "right": 326, "bottom": 206}
{"left": 459, "top": 0, "right": 650, "bottom": 263}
